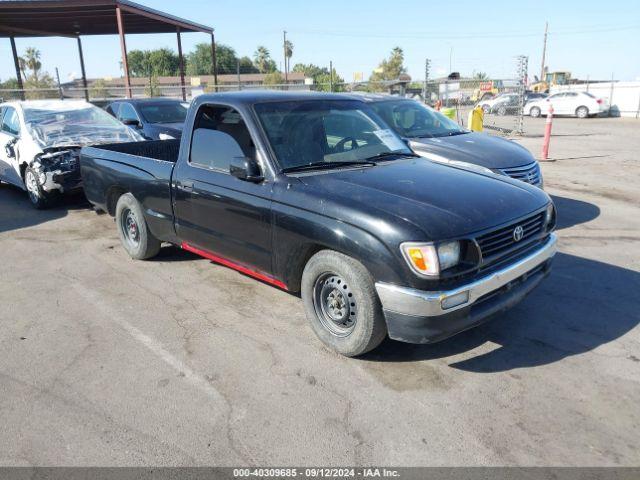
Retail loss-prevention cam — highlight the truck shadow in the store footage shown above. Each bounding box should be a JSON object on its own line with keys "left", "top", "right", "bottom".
{"left": 0, "top": 183, "right": 89, "bottom": 234}
{"left": 363, "top": 252, "right": 640, "bottom": 372}
{"left": 551, "top": 194, "right": 600, "bottom": 230}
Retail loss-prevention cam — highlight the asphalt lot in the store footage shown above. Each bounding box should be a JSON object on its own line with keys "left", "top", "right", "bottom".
{"left": 0, "top": 116, "right": 638, "bottom": 466}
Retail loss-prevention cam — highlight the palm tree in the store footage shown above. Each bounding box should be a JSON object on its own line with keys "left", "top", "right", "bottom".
{"left": 19, "top": 47, "right": 42, "bottom": 82}
{"left": 253, "top": 46, "right": 271, "bottom": 74}
{"left": 284, "top": 40, "right": 293, "bottom": 74}
{"left": 474, "top": 71, "right": 489, "bottom": 80}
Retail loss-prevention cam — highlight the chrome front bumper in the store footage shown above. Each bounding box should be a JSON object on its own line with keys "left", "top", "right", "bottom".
{"left": 376, "top": 233, "right": 557, "bottom": 318}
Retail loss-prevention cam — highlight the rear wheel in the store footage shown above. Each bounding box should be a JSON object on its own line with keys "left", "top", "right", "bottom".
{"left": 497, "top": 105, "right": 507, "bottom": 116}
{"left": 576, "top": 106, "right": 589, "bottom": 118}
{"left": 115, "top": 193, "right": 161, "bottom": 260}
{"left": 530, "top": 106, "right": 542, "bottom": 118}
{"left": 301, "top": 250, "right": 387, "bottom": 357}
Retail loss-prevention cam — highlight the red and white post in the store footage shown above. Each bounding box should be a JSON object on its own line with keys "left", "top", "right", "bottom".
{"left": 541, "top": 104, "right": 554, "bottom": 160}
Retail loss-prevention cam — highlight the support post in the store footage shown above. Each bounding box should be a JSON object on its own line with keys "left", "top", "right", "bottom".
{"left": 211, "top": 32, "right": 218, "bottom": 92}
{"left": 77, "top": 37, "right": 89, "bottom": 101}
{"left": 116, "top": 5, "right": 132, "bottom": 98}
{"left": 176, "top": 27, "right": 186, "bottom": 101}
{"left": 283, "top": 30, "right": 288, "bottom": 85}
{"left": 9, "top": 37, "right": 25, "bottom": 100}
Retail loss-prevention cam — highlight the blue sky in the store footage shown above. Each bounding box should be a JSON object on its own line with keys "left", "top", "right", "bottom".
{"left": 1, "top": 0, "right": 639, "bottom": 83}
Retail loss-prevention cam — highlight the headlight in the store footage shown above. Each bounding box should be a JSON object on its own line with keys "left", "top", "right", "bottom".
{"left": 401, "top": 241, "right": 461, "bottom": 277}
{"left": 544, "top": 203, "right": 556, "bottom": 230}
{"left": 159, "top": 133, "right": 176, "bottom": 140}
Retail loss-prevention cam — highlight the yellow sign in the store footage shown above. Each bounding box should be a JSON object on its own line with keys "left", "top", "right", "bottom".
{"left": 353, "top": 72, "right": 363, "bottom": 82}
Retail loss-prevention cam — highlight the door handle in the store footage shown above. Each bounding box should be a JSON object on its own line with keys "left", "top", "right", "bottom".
{"left": 178, "top": 181, "right": 194, "bottom": 192}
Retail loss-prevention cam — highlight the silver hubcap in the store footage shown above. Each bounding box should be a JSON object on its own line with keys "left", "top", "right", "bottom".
{"left": 313, "top": 273, "right": 357, "bottom": 337}
{"left": 121, "top": 208, "right": 140, "bottom": 248}
{"left": 25, "top": 170, "right": 40, "bottom": 202}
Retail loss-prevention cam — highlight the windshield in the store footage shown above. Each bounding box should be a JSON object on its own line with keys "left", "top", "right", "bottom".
{"left": 23, "top": 102, "right": 140, "bottom": 147}
{"left": 139, "top": 102, "right": 188, "bottom": 124}
{"left": 369, "top": 100, "right": 466, "bottom": 139}
{"left": 254, "top": 99, "right": 413, "bottom": 171}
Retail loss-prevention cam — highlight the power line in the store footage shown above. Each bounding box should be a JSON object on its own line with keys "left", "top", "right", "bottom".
{"left": 287, "top": 24, "right": 640, "bottom": 40}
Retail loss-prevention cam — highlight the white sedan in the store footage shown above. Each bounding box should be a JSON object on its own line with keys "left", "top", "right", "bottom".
{"left": 525, "top": 91, "right": 609, "bottom": 119}
{"left": 0, "top": 100, "right": 141, "bottom": 208}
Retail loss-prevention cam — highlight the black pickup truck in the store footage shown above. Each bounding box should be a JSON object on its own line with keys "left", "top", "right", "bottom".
{"left": 81, "top": 91, "right": 557, "bottom": 357}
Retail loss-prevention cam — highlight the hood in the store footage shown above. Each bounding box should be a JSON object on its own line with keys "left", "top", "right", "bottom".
{"left": 409, "top": 132, "right": 535, "bottom": 169}
{"left": 297, "top": 157, "right": 549, "bottom": 240}
{"left": 147, "top": 123, "right": 184, "bottom": 138}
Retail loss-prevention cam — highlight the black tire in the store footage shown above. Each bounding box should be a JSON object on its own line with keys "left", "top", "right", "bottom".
{"left": 24, "top": 166, "right": 56, "bottom": 209}
{"left": 576, "top": 106, "right": 589, "bottom": 119}
{"left": 115, "top": 193, "right": 161, "bottom": 260}
{"left": 301, "top": 250, "right": 387, "bottom": 357}
{"left": 530, "top": 106, "right": 541, "bottom": 118}
{"left": 497, "top": 106, "right": 507, "bottom": 116}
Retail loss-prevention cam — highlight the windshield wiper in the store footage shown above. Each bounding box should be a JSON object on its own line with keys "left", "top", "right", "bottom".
{"left": 282, "top": 160, "right": 376, "bottom": 173}
{"left": 364, "top": 151, "right": 420, "bottom": 161}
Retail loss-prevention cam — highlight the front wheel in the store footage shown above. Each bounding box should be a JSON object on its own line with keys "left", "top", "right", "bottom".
{"left": 530, "top": 106, "right": 542, "bottom": 118}
{"left": 115, "top": 193, "right": 161, "bottom": 260}
{"left": 24, "top": 166, "right": 57, "bottom": 209}
{"left": 301, "top": 250, "right": 387, "bottom": 357}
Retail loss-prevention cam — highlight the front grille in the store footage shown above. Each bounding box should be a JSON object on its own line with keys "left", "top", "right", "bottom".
{"left": 476, "top": 211, "right": 545, "bottom": 266}
{"left": 499, "top": 162, "right": 541, "bottom": 186}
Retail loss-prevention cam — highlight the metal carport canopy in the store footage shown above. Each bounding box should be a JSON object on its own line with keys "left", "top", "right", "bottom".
{"left": 0, "top": 0, "right": 216, "bottom": 100}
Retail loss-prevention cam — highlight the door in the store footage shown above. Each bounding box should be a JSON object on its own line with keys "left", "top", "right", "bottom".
{"left": 172, "top": 103, "right": 274, "bottom": 277}
{"left": 0, "top": 106, "right": 25, "bottom": 187}
{"left": 547, "top": 93, "right": 569, "bottom": 114}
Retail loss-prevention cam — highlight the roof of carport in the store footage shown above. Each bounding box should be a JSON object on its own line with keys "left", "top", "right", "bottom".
{"left": 0, "top": 0, "right": 213, "bottom": 37}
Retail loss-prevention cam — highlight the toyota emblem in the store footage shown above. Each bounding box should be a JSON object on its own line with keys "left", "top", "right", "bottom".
{"left": 513, "top": 225, "right": 524, "bottom": 242}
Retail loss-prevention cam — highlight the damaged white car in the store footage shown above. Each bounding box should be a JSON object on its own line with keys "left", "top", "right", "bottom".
{"left": 0, "top": 100, "right": 142, "bottom": 208}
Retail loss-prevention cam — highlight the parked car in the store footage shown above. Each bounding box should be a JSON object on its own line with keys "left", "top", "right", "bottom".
{"left": 477, "top": 92, "right": 548, "bottom": 115}
{"left": 81, "top": 91, "right": 557, "bottom": 357}
{"left": 525, "top": 91, "right": 609, "bottom": 118}
{"left": 106, "top": 98, "right": 188, "bottom": 140}
{"left": 0, "top": 100, "right": 142, "bottom": 208}
{"left": 360, "top": 95, "right": 543, "bottom": 187}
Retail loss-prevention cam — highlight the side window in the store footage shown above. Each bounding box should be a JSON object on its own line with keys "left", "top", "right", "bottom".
{"left": 1, "top": 107, "right": 20, "bottom": 136}
{"left": 190, "top": 104, "right": 256, "bottom": 171}
{"left": 118, "top": 103, "right": 138, "bottom": 123}
{"left": 565, "top": 92, "right": 578, "bottom": 97}
{"left": 106, "top": 103, "right": 120, "bottom": 117}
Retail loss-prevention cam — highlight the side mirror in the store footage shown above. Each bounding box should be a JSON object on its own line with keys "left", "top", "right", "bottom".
{"left": 230, "top": 156, "right": 263, "bottom": 183}
{"left": 122, "top": 118, "right": 141, "bottom": 128}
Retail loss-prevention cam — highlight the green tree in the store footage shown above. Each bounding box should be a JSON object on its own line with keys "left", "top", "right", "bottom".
{"left": 292, "top": 64, "right": 344, "bottom": 91}
{"left": 474, "top": 71, "right": 489, "bottom": 80}
{"left": 18, "top": 47, "right": 54, "bottom": 98}
{"left": 263, "top": 71, "right": 284, "bottom": 86}
{"left": 369, "top": 47, "right": 407, "bottom": 90}
{"left": 90, "top": 78, "right": 109, "bottom": 99}
{"left": 238, "top": 56, "right": 259, "bottom": 74}
{"left": 253, "top": 46, "right": 274, "bottom": 73}
{"left": 127, "top": 48, "right": 180, "bottom": 77}
{"left": 284, "top": 40, "right": 293, "bottom": 74}
{"left": 186, "top": 42, "right": 238, "bottom": 76}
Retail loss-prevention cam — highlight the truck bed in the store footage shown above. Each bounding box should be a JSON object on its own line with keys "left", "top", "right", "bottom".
{"left": 80, "top": 140, "right": 180, "bottom": 243}
{"left": 90, "top": 139, "right": 181, "bottom": 163}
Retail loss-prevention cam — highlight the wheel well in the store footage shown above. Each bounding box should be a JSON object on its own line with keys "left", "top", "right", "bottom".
{"left": 287, "top": 244, "right": 331, "bottom": 294}
{"left": 106, "top": 187, "right": 128, "bottom": 216}
{"left": 19, "top": 163, "right": 27, "bottom": 181}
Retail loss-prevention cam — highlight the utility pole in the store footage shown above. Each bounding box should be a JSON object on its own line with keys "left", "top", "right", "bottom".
{"left": 283, "top": 30, "right": 288, "bottom": 84}
{"left": 423, "top": 58, "right": 431, "bottom": 104}
{"left": 55, "top": 67, "right": 63, "bottom": 100}
{"left": 449, "top": 46, "right": 453, "bottom": 73}
{"left": 237, "top": 59, "right": 241, "bottom": 90}
{"left": 540, "top": 21, "right": 548, "bottom": 82}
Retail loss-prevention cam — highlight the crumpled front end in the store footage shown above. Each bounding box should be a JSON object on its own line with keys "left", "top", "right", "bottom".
{"left": 31, "top": 147, "right": 82, "bottom": 194}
